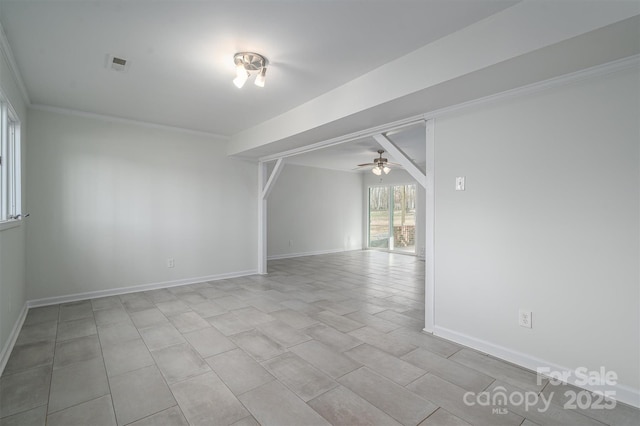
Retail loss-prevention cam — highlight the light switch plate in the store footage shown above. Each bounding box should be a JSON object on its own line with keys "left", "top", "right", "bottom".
{"left": 455, "top": 176, "right": 465, "bottom": 191}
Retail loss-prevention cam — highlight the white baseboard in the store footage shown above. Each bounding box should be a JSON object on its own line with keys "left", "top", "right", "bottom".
{"left": 0, "top": 303, "right": 28, "bottom": 376}
{"left": 27, "top": 269, "right": 258, "bottom": 308}
{"left": 267, "top": 248, "right": 359, "bottom": 261}
{"left": 434, "top": 326, "right": 640, "bottom": 408}
{"left": 1, "top": 270, "right": 256, "bottom": 375}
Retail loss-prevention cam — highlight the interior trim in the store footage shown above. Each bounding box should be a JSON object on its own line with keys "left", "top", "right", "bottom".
{"left": 0, "top": 302, "right": 28, "bottom": 376}
{"left": 425, "top": 54, "right": 640, "bottom": 122}
{"left": 29, "top": 103, "right": 229, "bottom": 140}
{"left": 267, "top": 248, "right": 361, "bottom": 261}
{"left": 0, "top": 22, "right": 30, "bottom": 105}
{"left": 27, "top": 269, "right": 258, "bottom": 308}
{"left": 433, "top": 326, "right": 640, "bottom": 408}
{"left": 257, "top": 54, "right": 639, "bottom": 165}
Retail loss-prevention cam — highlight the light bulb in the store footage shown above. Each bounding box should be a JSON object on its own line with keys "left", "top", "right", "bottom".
{"left": 233, "top": 66, "right": 248, "bottom": 88}
{"left": 383, "top": 166, "right": 390, "bottom": 174}
{"left": 372, "top": 167, "right": 382, "bottom": 176}
{"left": 255, "top": 67, "right": 267, "bottom": 87}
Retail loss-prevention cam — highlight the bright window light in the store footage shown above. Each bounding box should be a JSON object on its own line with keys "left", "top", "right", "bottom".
{"left": 0, "top": 97, "right": 21, "bottom": 228}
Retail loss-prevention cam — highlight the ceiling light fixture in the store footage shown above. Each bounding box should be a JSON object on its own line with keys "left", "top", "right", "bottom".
{"left": 358, "top": 150, "right": 398, "bottom": 175}
{"left": 233, "top": 52, "right": 268, "bottom": 88}
{"left": 254, "top": 66, "right": 267, "bottom": 88}
{"left": 372, "top": 164, "right": 391, "bottom": 175}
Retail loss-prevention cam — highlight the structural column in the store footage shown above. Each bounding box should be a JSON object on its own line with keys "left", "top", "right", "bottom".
{"left": 424, "top": 119, "right": 435, "bottom": 333}
{"left": 257, "top": 158, "right": 284, "bottom": 275}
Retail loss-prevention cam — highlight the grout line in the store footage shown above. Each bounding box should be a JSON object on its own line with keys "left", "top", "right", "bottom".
{"left": 94, "top": 308, "right": 118, "bottom": 425}
{"left": 7, "top": 252, "right": 633, "bottom": 423}
{"left": 417, "top": 407, "right": 443, "bottom": 424}
{"left": 43, "top": 305, "right": 61, "bottom": 420}
{"left": 124, "top": 302, "right": 182, "bottom": 424}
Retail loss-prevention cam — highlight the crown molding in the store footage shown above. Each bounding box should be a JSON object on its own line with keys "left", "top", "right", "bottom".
{"left": 255, "top": 55, "right": 639, "bottom": 164}
{"left": 29, "top": 104, "right": 230, "bottom": 140}
{"left": 425, "top": 54, "right": 640, "bottom": 121}
{"left": 0, "top": 21, "right": 30, "bottom": 106}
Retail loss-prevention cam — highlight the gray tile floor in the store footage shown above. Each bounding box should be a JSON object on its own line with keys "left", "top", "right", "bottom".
{"left": 1, "top": 251, "right": 638, "bottom": 425}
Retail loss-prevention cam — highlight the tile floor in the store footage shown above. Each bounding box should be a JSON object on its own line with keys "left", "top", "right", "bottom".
{"left": 0, "top": 251, "right": 638, "bottom": 425}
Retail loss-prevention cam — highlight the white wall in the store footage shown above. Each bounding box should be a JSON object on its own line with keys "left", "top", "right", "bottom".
{"left": 267, "top": 164, "right": 362, "bottom": 258}
{"left": 433, "top": 66, "right": 639, "bottom": 396}
{"left": 26, "top": 109, "right": 257, "bottom": 301}
{"left": 0, "top": 39, "right": 27, "bottom": 367}
{"left": 363, "top": 169, "right": 426, "bottom": 257}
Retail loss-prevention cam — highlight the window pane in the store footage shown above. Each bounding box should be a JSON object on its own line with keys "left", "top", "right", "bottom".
{"left": 0, "top": 102, "right": 7, "bottom": 221}
{"left": 0, "top": 100, "right": 21, "bottom": 223}
{"left": 368, "top": 186, "right": 389, "bottom": 249}
{"left": 392, "top": 184, "right": 416, "bottom": 254}
{"left": 9, "top": 121, "right": 18, "bottom": 216}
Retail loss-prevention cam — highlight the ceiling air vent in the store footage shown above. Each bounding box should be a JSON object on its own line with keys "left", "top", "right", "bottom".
{"left": 106, "top": 54, "right": 130, "bottom": 72}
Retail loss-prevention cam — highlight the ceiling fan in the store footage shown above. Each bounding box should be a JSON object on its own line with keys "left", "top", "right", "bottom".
{"left": 358, "top": 149, "right": 401, "bottom": 175}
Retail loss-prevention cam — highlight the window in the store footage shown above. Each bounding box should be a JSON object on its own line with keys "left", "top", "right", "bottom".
{"left": 0, "top": 96, "right": 21, "bottom": 228}
{"left": 368, "top": 184, "right": 416, "bottom": 254}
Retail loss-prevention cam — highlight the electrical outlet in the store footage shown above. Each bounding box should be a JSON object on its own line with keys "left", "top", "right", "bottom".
{"left": 167, "top": 258, "right": 175, "bottom": 268}
{"left": 455, "top": 176, "right": 466, "bottom": 191}
{"left": 519, "top": 310, "right": 532, "bottom": 328}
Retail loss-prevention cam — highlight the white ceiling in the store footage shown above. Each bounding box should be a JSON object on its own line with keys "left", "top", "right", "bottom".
{"left": 1, "top": 1, "right": 638, "bottom": 173}
{"left": 0, "top": 0, "right": 516, "bottom": 136}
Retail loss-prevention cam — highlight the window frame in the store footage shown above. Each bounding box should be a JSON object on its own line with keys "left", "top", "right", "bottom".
{"left": 0, "top": 94, "right": 22, "bottom": 231}
{"left": 367, "top": 182, "right": 417, "bottom": 254}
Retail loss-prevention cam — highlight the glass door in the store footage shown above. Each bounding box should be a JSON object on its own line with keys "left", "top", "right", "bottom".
{"left": 368, "top": 186, "right": 390, "bottom": 249}
{"left": 392, "top": 184, "right": 416, "bottom": 254}
{"left": 368, "top": 184, "right": 416, "bottom": 254}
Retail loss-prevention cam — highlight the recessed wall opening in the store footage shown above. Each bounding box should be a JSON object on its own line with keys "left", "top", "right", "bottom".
{"left": 258, "top": 118, "right": 433, "bottom": 333}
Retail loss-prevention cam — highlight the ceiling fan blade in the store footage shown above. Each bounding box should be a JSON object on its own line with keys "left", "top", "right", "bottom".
{"left": 356, "top": 149, "right": 403, "bottom": 169}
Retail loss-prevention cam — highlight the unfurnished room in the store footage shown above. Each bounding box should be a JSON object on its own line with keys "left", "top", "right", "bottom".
{"left": 0, "top": 1, "right": 639, "bottom": 425}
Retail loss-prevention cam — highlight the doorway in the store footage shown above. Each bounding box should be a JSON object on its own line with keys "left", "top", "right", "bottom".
{"left": 368, "top": 183, "right": 416, "bottom": 254}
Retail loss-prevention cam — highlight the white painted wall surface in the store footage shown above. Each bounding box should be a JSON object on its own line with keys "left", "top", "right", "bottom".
{"left": 363, "top": 169, "right": 426, "bottom": 258}
{"left": 26, "top": 109, "right": 257, "bottom": 300}
{"left": 267, "top": 164, "right": 362, "bottom": 258}
{"left": 0, "top": 40, "right": 27, "bottom": 365}
{"left": 433, "top": 67, "right": 639, "bottom": 394}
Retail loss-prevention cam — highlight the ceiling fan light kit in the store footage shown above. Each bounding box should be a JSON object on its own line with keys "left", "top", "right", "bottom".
{"left": 358, "top": 149, "right": 397, "bottom": 175}
{"left": 233, "top": 52, "right": 268, "bottom": 88}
